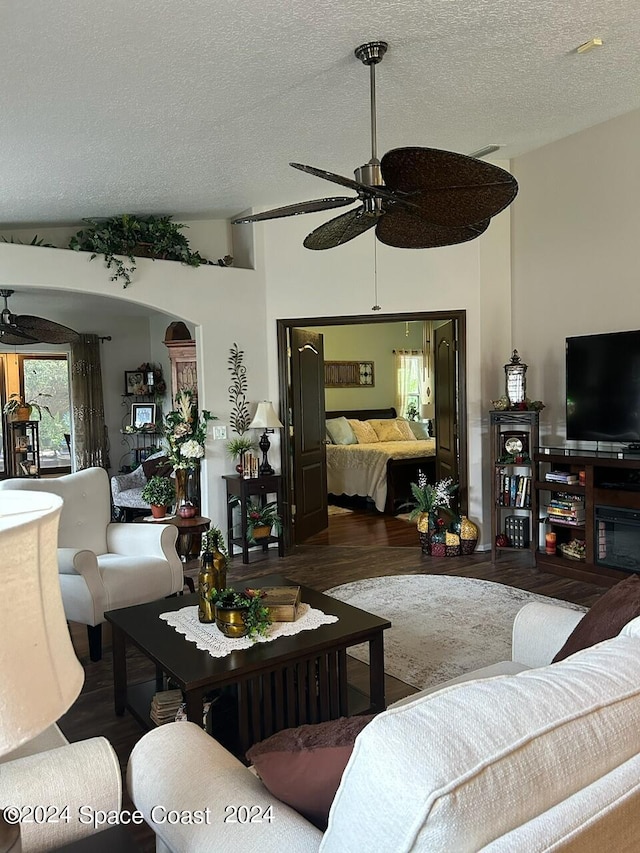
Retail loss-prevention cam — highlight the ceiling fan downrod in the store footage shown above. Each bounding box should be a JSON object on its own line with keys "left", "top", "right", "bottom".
{"left": 354, "top": 41, "right": 388, "bottom": 211}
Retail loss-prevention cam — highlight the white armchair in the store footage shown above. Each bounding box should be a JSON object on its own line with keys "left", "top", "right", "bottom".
{"left": 0, "top": 467, "right": 183, "bottom": 661}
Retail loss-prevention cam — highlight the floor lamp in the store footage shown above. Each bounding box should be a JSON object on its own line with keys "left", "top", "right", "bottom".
{"left": 249, "top": 401, "right": 284, "bottom": 476}
{"left": 0, "top": 492, "right": 84, "bottom": 852}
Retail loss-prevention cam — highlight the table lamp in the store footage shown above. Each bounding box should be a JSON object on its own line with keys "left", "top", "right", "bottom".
{"left": 248, "top": 401, "right": 284, "bottom": 476}
{"left": 0, "top": 492, "right": 84, "bottom": 852}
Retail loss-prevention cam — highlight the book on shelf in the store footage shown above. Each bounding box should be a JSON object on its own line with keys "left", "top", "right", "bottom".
{"left": 260, "top": 586, "right": 301, "bottom": 622}
{"left": 545, "top": 471, "right": 579, "bottom": 484}
{"left": 498, "top": 474, "right": 531, "bottom": 507}
{"left": 150, "top": 689, "right": 183, "bottom": 726}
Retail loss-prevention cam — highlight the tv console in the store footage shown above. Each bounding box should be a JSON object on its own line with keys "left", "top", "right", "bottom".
{"left": 535, "top": 448, "right": 640, "bottom": 586}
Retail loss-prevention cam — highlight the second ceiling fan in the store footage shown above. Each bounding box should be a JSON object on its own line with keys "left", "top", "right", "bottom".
{"left": 233, "top": 41, "right": 518, "bottom": 250}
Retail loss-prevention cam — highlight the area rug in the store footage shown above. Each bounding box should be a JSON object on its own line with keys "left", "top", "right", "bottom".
{"left": 327, "top": 505, "right": 354, "bottom": 516}
{"left": 326, "top": 575, "right": 586, "bottom": 691}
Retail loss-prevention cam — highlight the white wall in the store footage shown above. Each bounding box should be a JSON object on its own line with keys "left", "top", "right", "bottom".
{"left": 511, "top": 107, "right": 640, "bottom": 450}
{"left": 0, "top": 242, "right": 268, "bottom": 533}
{"left": 261, "top": 194, "right": 514, "bottom": 538}
{"left": 313, "top": 321, "right": 422, "bottom": 411}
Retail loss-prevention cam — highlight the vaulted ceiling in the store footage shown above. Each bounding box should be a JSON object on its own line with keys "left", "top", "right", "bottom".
{"left": 1, "top": 0, "right": 638, "bottom": 227}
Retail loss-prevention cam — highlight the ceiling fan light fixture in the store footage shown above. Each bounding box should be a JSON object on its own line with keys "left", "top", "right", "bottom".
{"left": 233, "top": 40, "right": 518, "bottom": 251}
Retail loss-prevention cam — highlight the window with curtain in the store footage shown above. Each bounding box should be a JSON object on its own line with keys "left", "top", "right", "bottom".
{"left": 394, "top": 349, "right": 423, "bottom": 420}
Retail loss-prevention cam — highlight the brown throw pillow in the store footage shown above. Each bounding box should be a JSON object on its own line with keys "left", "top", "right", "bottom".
{"left": 552, "top": 574, "right": 640, "bottom": 662}
{"left": 142, "top": 455, "right": 172, "bottom": 480}
{"left": 246, "top": 714, "right": 375, "bottom": 830}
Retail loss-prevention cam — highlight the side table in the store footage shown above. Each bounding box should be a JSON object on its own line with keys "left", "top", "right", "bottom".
{"left": 223, "top": 474, "right": 284, "bottom": 564}
{"left": 133, "top": 514, "right": 211, "bottom": 591}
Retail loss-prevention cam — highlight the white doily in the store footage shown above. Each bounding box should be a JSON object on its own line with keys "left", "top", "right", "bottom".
{"left": 159, "top": 603, "right": 338, "bottom": 657}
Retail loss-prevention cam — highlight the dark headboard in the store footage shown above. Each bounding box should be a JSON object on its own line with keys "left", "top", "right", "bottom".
{"left": 326, "top": 407, "right": 397, "bottom": 420}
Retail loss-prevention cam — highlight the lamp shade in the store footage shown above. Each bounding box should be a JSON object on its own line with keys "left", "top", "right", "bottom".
{"left": 0, "top": 492, "right": 84, "bottom": 757}
{"left": 248, "top": 401, "right": 284, "bottom": 430}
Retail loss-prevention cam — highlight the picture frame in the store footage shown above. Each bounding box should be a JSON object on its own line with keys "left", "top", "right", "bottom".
{"left": 131, "top": 403, "right": 157, "bottom": 430}
{"left": 124, "top": 370, "right": 148, "bottom": 396}
{"left": 324, "top": 361, "right": 375, "bottom": 388}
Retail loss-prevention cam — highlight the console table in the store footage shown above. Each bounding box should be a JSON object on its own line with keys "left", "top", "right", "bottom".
{"left": 223, "top": 474, "right": 284, "bottom": 564}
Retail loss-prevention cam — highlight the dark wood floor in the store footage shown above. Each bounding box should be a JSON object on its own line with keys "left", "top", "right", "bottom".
{"left": 58, "top": 509, "right": 607, "bottom": 851}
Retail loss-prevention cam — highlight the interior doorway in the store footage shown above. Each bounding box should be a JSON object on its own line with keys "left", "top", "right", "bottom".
{"left": 277, "top": 310, "right": 467, "bottom": 549}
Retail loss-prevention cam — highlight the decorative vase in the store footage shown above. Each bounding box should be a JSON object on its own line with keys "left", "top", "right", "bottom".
{"left": 198, "top": 553, "right": 216, "bottom": 623}
{"left": 445, "top": 531, "right": 461, "bottom": 557}
{"left": 215, "top": 604, "right": 249, "bottom": 638}
{"left": 175, "top": 465, "right": 201, "bottom": 514}
{"left": 150, "top": 504, "right": 167, "bottom": 519}
{"left": 417, "top": 511, "right": 436, "bottom": 554}
{"left": 430, "top": 531, "right": 447, "bottom": 557}
{"left": 178, "top": 502, "right": 197, "bottom": 519}
{"left": 460, "top": 515, "right": 479, "bottom": 554}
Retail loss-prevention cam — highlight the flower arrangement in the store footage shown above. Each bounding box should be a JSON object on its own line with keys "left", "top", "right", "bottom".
{"left": 208, "top": 587, "right": 272, "bottom": 640}
{"left": 163, "top": 390, "right": 216, "bottom": 470}
{"left": 404, "top": 471, "right": 458, "bottom": 523}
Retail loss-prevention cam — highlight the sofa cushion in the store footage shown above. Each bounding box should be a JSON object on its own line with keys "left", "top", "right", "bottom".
{"left": 325, "top": 417, "right": 357, "bottom": 446}
{"left": 552, "top": 574, "right": 640, "bottom": 662}
{"left": 142, "top": 454, "right": 172, "bottom": 480}
{"left": 321, "top": 635, "right": 640, "bottom": 852}
{"left": 246, "top": 715, "right": 375, "bottom": 830}
{"left": 347, "top": 419, "right": 379, "bottom": 444}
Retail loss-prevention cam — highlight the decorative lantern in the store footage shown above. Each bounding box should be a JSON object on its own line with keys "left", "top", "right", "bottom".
{"left": 504, "top": 350, "right": 527, "bottom": 407}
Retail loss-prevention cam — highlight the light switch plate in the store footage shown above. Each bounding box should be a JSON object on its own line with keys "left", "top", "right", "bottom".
{"left": 213, "top": 425, "right": 227, "bottom": 440}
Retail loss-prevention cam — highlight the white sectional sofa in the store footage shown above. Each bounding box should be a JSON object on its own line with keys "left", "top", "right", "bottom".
{"left": 127, "top": 600, "right": 640, "bottom": 852}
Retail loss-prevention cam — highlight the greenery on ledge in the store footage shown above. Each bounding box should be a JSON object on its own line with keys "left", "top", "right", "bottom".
{"left": 68, "top": 214, "right": 212, "bottom": 288}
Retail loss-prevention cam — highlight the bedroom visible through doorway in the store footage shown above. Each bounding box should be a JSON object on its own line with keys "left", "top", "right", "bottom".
{"left": 276, "top": 310, "right": 467, "bottom": 548}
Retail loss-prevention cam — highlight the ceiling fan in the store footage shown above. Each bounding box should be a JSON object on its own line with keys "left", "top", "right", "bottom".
{"left": 233, "top": 41, "right": 518, "bottom": 250}
{"left": 0, "top": 289, "right": 80, "bottom": 345}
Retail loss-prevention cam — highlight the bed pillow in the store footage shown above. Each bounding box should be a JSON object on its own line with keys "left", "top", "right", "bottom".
{"left": 395, "top": 418, "right": 418, "bottom": 441}
{"left": 409, "top": 420, "right": 431, "bottom": 440}
{"left": 325, "top": 417, "right": 357, "bottom": 446}
{"left": 552, "top": 574, "right": 640, "bottom": 662}
{"left": 246, "top": 715, "right": 375, "bottom": 830}
{"left": 368, "top": 418, "right": 405, "bottom": 442}
{"left": 347, "top": 419, "right": 379, "bottom": 444}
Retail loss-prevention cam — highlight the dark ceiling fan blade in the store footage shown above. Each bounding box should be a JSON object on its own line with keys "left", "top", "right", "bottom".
{"left": 303, "top": 206, "right": 378, "bottom": 250}
{"left": 376, "top": 207, "right": 490, "bottom": 248}
{"left": 16, "top": 315, "right": 80, "bottom": 344}
{"left": 381, "top": 148, "right": 518, "bottom": 228}
{"left": 0, "top": 327, "right": 38, "bottom": 345}
{"left": 232, "top": 197, "right": 356, "bottom": 224}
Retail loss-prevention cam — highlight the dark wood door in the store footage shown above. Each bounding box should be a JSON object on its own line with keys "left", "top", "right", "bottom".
{"left": 291, "top": 328, "right": 328, "bottom": 543}
{"left": 434, "top": 320, "right": 459, "bottom": 484}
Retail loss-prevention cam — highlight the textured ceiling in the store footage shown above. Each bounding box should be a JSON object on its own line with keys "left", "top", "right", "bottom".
{"left": 1, "top": 0, "right": 638, "bottom": 227}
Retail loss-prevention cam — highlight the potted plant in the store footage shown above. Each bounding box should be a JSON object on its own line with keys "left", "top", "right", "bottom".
{"left": 209, "top": 587, "right": 271, "bottom": 639}
{"left": 229, "top": 499, "right": 283, "bottom": 544}
{"left": 226, "top": 436, "right": 256, "bottom": 473}
{"left": 141, "top": 475, "right": 176, "bottom": 519}
{"left": 68, "top": 214, "right": 213, "bottom": 288}
{"left": 3, "top": 392, "right": 52, "bottom": 421}
{"left": 403, "top": 473, "right": 458, "bottom": 552}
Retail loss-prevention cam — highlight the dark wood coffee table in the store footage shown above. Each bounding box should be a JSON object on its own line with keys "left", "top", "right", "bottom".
{"left": 105, "top": 573, "right": 390, "bottom": 756}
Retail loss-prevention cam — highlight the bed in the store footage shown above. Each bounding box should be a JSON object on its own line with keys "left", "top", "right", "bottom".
{"left": 325, "top": 407, "right": 436, "bottom": 514}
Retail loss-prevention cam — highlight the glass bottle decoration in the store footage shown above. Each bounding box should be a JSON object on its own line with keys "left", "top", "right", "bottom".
{"left": 197, "top": 552, "right": 216, "bottom": 623}
{"left": 504, "top": 350, "right": 527, "bottom": 407}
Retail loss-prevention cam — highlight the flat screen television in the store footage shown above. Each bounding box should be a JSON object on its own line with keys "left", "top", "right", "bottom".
{"left": 566, "top": 330, "right": 640, "bottom": 443}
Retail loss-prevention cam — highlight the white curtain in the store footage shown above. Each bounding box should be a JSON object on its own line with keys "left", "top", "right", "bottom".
{"left": 394, "top": 349, "right": 423, "bottom": 419}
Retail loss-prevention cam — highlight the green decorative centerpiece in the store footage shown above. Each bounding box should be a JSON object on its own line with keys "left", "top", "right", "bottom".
{"left": 141, "top": 475, "right": 176, "bottom": 519}
{"left": 69, "top": 214, "right": 215, "bottom": 288}
{"left": 403, "top": 472, "right": 458, "bottom": 554}
{"left": 209, "top": 587, "right": 271, "bottom": 639}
